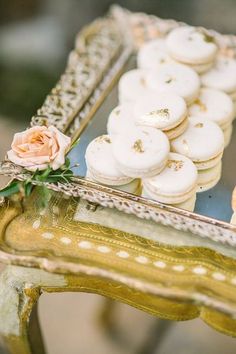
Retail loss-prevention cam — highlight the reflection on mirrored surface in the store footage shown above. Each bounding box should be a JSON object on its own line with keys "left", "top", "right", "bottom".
{"left": 69, "top": 50, "right": 236, "bottom": 224}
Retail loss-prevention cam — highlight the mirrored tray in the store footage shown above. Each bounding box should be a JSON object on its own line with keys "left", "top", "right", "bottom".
{"left": 1, "top": 5, "right": 236, "bottom": 246}
{"left": 69, "top": 54, "right": 236, "bottom": 224}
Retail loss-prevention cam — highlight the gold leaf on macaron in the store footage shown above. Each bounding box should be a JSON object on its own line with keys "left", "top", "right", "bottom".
{"left": 194, "top": 98, "right": 207, "bottom": 112}
{"left": 132, "top": 139, "right": 145, "bottom": 153}
{"left": 195, "top": 123, "right": 204, "bottom": 128}
{"left": 167, "top": 159, "right": 184, "bottom": 171}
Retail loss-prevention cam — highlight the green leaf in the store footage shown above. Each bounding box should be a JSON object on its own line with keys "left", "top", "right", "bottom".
{"left": 65, "top": 157, "right": 70, "bottom": 168}
{"left": 36, "top": 186, "right": 51, "bottom": 209}
{"left": 62, "top": 169, "right": 73, "bottom": 176}
{"left": 44, "top": 175, "right": 72, "bottom": 183}
{"left": 47, "top": 169, "right": 73, "bottom": 177}
{"left": 39, "top": 166, "right": 53, "bottom": 179}
{"left": 49, "top": 168, "right": 63, "bottom": 175}
{"left": 32, "top": 169, "right": 39, "bottom": 178}
{"left": 34, "top": 167, "right": 52, "bottom": 182}
{"left": 24, "top": 182, "right": 33, "bottom": 197}
{"left": 0, "top": 182, "right": 20, "bottom": 197}
{"left": 43, "top": 176, "right": 59, "bottom": 182}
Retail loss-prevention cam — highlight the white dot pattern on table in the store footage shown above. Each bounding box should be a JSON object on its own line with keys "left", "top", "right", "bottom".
{"left": 52, "top": 206, "right": 60, "bottom": 215}
{"left": 193, "top": 266, "right": 207, "bottom": 275}
{"left": 116, "top": 251, "right": 130, "bottom": 258}
{"left": 153, "top": 261, "right": 166, "bottom": 268}
{"left": 97, "top": 246, "right": 111, "bottom": 253}
{"left": 212, "top": 272, "right": 226, "bottom": 281}
{"left": 231, "top": 277, "right": 236, "bottom": 285}
{"left": 135, "top": 256, "right": 149, "bottom": 264}
{"left": 42, "top": 232, "right": 54, "bottom": 240}
{"left": 32, "top": 219, "right": 41, "bottom": 229}
{"left": 172, "top": 265, "right": 185, "bottom": 272}
{"left": 36, "top": 230, "right": 236, "bottom": 286}
{"left": 60, "top": 237, "right": 72, "bottom": 245}
{"left": 78, "top": 241, "right": 93, "bottom": 249}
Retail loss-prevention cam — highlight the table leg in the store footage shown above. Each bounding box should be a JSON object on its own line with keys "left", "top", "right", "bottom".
{"left": 0, "top": 266, "right": 43, "bottom": 354}
{"left": 99, "top": 298, "right": 172, "bottom": 353}
{"left": 135, "top": 319, "right": 172, "bottom": 354}
{"left": 28, "top": 304, "right": 46, "bottom": 354}
{"left": 99, "top": 298, "right": 131, "bottom": 347}
{"left": 0, "top": 264, "right": 174, "bottom": 354}
{"left": 0, "top": 265, "right": 66, "bottom": 354}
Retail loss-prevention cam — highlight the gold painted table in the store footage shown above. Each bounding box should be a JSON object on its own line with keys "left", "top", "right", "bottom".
{"left": 1, "top": 6, "right": 236, "bottom": 353}
{"left": 1, "top": 189, "right": 236, "bottom": 353}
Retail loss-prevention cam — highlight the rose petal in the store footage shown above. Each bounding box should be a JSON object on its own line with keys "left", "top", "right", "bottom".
{"left": 8, "top": 125, "right": 71, "bottom": 172}
{"left": 7, "top": 149, "right": 50, "bottom": 169}
{"left": 48, "top": 126, "right": 71, "bottom": 170}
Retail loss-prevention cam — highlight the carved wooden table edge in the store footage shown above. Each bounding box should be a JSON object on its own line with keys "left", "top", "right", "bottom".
{"left": 0, "top": 195, "right": 236, "bottom": 353}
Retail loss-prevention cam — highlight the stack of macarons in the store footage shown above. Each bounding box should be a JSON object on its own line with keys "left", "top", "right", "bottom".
{"left": 107, "top": 103, "right": 137, "bottom": 137}
{"left": 165, "top": 26, "right": 218, "bottom": 73}
{"left": 85, "top": 128, "right": 198, "bottom": 212}
{"left": 142, "top": 153, "right": 198, "bottom": 211}
{"left": 201, "top": 55, "right": 236, "bottom": 143}
{"left": 188, "top": 88, "right": 234, "bottom": 147}
{"left": 171, "top": 117, "right": 224, "bottom": 192}
{"left": 118, "top": 69, "right": 154, "bottom": 104}
{"left": 84, "top": 24, "right": 236, "bottom": 212}
{"left": 201, "top": 56, "right": 236, "bottom": 114}
{"left": 146, "top": 62, "right": 200, "bottom": 105}
{"left": 111, "top": 126, "right": 170, "bottom": 178}
{"left": 85, "top": 135, "right": 141, "bottom": 194}
{"left": 136, "top": 25, "right": 236, "bottom": 146}
{"left": 133, "top": 92, "right": 188, "bottom": 140}
{"left": 137, "top": 38, "right": 173, "bottom": 71}
{"left": 85, "top": 127, "right": 171, "bottom": 196}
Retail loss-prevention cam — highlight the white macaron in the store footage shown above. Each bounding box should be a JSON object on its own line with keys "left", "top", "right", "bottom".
{"left": 197, "top": 161, "right": 222, "bottom": 193}
{"left": 147, "top": 63, "right": 200, "bottom": 105}
{"left": 137, "top": 38, "right": 173, "bottom": 70}
{"left": 223, "top": 123, "right": 233, "bottom": 148}
{"left": 86, "top": 170, "right": 141, "bottom": 195}
{"left": 142, "top": 187, "right": 196, "bottom": 212}
{"left": 107, "top": 103, "right": 136, "bottom": 137}
{"left": 142, "top": 152, "right": 198, "bottom": 205}
{"left": 118, "top": 69, "right": 153, "bottom": 104}
{"left": 231, "top": 212, "right": 236, "bottom": 225}
{"left": 112, "top": 126, "right": 170, "bottom": 178}
{"left": 185, "top": 61, "right": 215, "bottom": 74}
{"left": 133, "top": 92, "right": 188, "bottom": 139}
{"left": 85, "top": 135, "right": 133, "bottom": 186}
{"left": 230, "top": 90, "right": 236, "bottom": 102}
{"left": 229, "top": 91, "right": 236, "bottom": 119}
{"left": 171, "top": 116, "right": 224, "bottom": 170}
{"left": 189, "top": 88, "right": 234, "bottom": 128}
{"left": 201, "top": 56, "right": 236, "bottom": 94}
{"left": 166, "top": 26, "right": 218, "bottom": 65}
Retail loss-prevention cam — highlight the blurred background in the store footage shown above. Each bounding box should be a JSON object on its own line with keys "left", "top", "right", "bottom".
{"left": 0, "top": 1, "right": 236, "bottom": 353}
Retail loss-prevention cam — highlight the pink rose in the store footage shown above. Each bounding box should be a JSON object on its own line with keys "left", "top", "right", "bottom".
{"left": 7, "top": 126, "right": 71, "bottom": 171}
